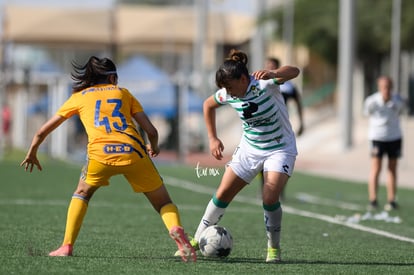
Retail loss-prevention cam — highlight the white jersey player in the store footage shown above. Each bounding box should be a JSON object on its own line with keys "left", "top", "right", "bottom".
{"left": 181, "top": 49, "right": 300, "bottom": 263}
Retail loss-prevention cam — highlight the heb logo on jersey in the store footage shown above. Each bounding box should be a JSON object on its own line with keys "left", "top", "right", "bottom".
{"left": 104, "top": 144, "right": 133, "bottom": 154}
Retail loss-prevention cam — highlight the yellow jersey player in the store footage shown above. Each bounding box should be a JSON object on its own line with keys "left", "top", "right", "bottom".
{"left": 20, "top": 56, "right": 196, "bottom": 262}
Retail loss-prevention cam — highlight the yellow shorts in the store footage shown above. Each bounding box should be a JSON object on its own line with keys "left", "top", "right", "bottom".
{"left": 80, "top": 157, "right": 163, "bottom": 193}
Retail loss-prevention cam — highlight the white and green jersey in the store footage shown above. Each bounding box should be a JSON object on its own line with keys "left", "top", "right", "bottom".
{"left": 214, "top": 76, "right": 297, "bottom": 155}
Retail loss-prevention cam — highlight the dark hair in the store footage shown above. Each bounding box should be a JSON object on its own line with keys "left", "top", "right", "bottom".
{"left": 266, "top": 57, "right": 280, "bottom": 69}
{"left": 215, "top": 49, "right": 249, "bottom": 88}
{"left": 71, "top": 56, "right": 118, "bottom": 93}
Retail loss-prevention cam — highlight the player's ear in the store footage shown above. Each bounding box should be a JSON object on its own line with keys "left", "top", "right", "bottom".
{"left": 242, "top": 74, "right": 250, "bottom": 84}
{"left": 109, "top": 74, "right": 118, "bottom": 85}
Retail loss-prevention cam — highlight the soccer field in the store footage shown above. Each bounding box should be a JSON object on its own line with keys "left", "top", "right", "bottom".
{"left": 1, "top": 152, "right": 413, "bottom": 274}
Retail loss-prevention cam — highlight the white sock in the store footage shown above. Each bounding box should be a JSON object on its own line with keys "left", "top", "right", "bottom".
{"left": 194, "top": 198, "right": 226, "bottom": 241}
{"left": 264, "top": 206, "right": 282, "bottom": 249}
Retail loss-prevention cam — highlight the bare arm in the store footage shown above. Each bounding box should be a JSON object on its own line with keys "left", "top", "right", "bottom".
{"left": 203, "top": 96, "right": 224, "bottom": 160}
{"left": 293, "top": 92, "right": 305, "bottom": 136}
{"left": 20, "top": 115, "right": 67, "bottom": 172}
{"left": 133, "top": 111, "right": 159, "bottom": 157}
{"left": 252, "top": 65, "right": 300, "bottom": 83}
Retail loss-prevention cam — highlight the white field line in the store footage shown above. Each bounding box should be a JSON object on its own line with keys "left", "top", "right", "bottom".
{"left": 0, "top": 198, "right": 263, "bottom": 215}
{"left": 295, "top": 192, "right": 363, "bottom": 211}
{"left": 164, "top": 176, "right": 414, "bottom": 244}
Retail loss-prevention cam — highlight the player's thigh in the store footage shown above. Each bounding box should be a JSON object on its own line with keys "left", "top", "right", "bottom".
{"left": 81, "top": 158, "right": 114, "bottom": 187}
{"left": 123, "top": 157, "right": 163, "bottom": 193}
{"left": 262, "top": 153, "right": 295, "bottom": 203}
{"left": 215, "top": 166, "right": 248, "bottom": 203}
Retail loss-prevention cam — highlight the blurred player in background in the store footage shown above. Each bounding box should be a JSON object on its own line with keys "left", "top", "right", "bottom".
{"left": 363, "top": 75, "right": 404, "bottom": 212}
{"left": 1, "top": 103, "right": 12, "bottom": 153}
{"left": 265, "top": 57, "right": 304, "bottom": 136}
{"left": 20, "top": 56, "right": 196, "bottom": 262}
{"left": 181, "top": 49, "right": 299, "bottom": 263}
{"left": 261, "top": 57, "right": 304, "bottom": 200}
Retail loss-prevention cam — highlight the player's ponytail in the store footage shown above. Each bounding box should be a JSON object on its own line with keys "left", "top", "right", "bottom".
{"left": 71, "top": 56, "right": 118, "bottom": 93}
{"left": 227, "top": 49, "right": 248, "bottom": 66}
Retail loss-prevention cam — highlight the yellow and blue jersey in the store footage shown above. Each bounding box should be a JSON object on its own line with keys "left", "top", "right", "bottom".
{"left": 57, "top": 84, "right": 147, "bottom": 166}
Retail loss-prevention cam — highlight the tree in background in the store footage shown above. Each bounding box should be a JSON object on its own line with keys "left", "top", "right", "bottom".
{"left": 261, "top": 0, "right": 414, "bottom": 95}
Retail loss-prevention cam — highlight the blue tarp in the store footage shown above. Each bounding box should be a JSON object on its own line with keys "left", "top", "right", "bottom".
{"left": 117, "top": 56, "right": 203, "bottom": 118}
{"left": 28, "top": 56, "right": 204, "bottom": 117}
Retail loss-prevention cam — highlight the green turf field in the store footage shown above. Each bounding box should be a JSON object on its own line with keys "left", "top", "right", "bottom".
{"left": 1, "top": 151, "right": 413, "bottom": 274}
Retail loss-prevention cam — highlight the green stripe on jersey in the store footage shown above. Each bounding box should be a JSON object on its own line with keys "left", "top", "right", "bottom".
{"left": 244, "top": 134, "right": 284, "bottom": 144}
{"left": 234, "top": 95, "right": 271, "bottom": 112}
{"left": 244, "top": 125, "right": 281, "bottom": 136}
{"left": 245, "top": 139, "right": 286, "bottom": 150}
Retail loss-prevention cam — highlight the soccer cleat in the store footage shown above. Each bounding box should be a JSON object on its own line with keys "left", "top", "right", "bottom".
{"left": 384, "top": 201, "right": 398, "bottom": 211}
{"left": 169, "top": 226, "right": 197, "bottom": 262}
{"left": 48, "top": 244, "right": 73, "bottom": 257}
{"left": 173, "top": 235, "right": 199, "bottom": 257}
{"left": 266, "top": 247, "right": 281, "bottom": 263}
{"left": 189, "top": 237, "right": 199, "bottom": 250}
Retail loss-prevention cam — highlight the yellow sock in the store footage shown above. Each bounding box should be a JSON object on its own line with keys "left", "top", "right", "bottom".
{"left": 62, "top": 195, "right": 88, "bottom": 245}
{"left": 160, "top": 203, "right": 181, "bottom": 231}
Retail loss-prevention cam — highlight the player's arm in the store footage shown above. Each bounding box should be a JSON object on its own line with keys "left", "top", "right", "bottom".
{"left": 204, "top": 96, "right": 224, "bottom": 160}
{"left": 363, "top": 97, "right": 375, "bottom": 116}
{"left": 21, "top": 115, "right": 67, "bottom": 172}
{"left": 133, "top": 111, "right": 159, "bottom": 157}
{"left": 292, "top": 88, "right": 305, "bottom": 136}
{"left": 252, "top": 66, "right": 300, "bottom": 83}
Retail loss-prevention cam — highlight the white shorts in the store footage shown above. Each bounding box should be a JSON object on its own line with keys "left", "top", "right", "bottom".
{"left": 227, "top": 146, "right": 296, "bottom": 183}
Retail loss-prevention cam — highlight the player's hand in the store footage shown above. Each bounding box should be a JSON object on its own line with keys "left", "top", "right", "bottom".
{"left": 209, "top": 137, "right": 224, "bottom": 160}
{"left": 147, "top": 144, "right": 160, "bottom": 157}
{"left": 20, "top": 155, "right": 42, "bottom": 172}
{"left": 251, "top": 70, "right": 275, "bottom": 80}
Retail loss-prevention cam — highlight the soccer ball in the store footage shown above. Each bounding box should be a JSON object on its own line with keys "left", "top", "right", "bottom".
{"left": 198, "top": 225, "right": 233, "bottom": 258}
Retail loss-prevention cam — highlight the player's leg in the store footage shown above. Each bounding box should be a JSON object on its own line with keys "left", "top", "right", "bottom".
{"left": 144, "top": 184, "right": 185, "bottom": 234}
{"left": 125, "top": 158, "right": 184, "bottom": 230}
{"left": 131, "top": 158, "right": 195, "bottom": 262}
{"left": 124, "top": 159, "right": 186, "bottom": 232}
{"left": 49, "top": 159, "right": 106, "bottom": 256}
{"left": 262, "top": 153, "right": 295, "bottom": 263}
{"left": 368, "top": 157, "right": 381, "bottom": 205}
{"left": 262, "top": 171, "right": 289, "bottom": 263}
{"left": 384, "top": 139, "right": 401, "bottom": 211}
{"left": 193, "top": 145, "right": 254, "bottom": 242}
{"left": 385, "top": 157, "right": 398, "bottom": 208}
{"left": 368, "top": 141, "right": 383, "bottom": 210}
{"left": 144, "top": 184, "right": 196, "bottom": 262}
{"left": 368, "top": 158, "right": 381, "bottom": 209}
{"left": 193, "top": 166, "right": 248, "bottom": 242}
{"left": 49, "top": 178, "right": 99, "bottom": 256}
